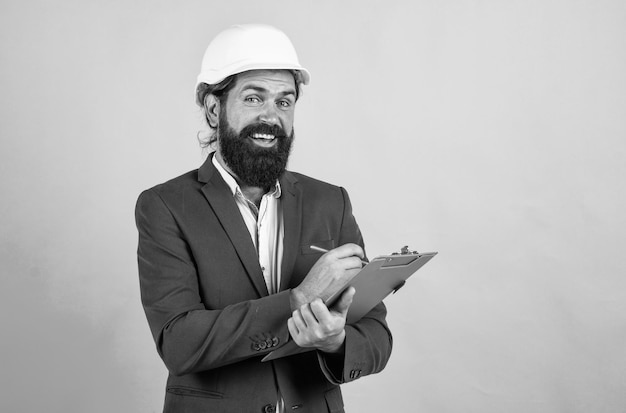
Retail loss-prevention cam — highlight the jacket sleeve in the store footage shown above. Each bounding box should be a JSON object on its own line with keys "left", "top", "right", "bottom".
{"left": 135, "top": 188, "right": 292, "bottom": 376}
{"left": 318, "top": 187, "right": 394, "bottom": 384}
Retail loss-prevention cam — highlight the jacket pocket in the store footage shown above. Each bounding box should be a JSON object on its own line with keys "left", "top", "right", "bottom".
{"left": 166, "top": 386, "right": 224, "bottom": 399}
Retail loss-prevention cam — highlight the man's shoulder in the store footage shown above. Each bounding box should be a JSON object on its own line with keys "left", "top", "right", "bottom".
{"left": 283, "top": 170, "right": 350, "bottom": 203}
{"left": 138, "top": 168, "right": 201, "bottom": 201}
{"left": 285, "top": 170, "right": 344, "bottom": 192}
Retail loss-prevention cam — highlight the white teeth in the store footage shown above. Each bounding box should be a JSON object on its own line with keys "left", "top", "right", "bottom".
{"left": 252, "top": 133, "right": 275, "bottom": 141}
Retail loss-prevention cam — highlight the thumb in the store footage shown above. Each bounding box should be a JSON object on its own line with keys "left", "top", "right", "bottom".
{"left": 333, "top": 286, "right": 355, "bottom": 317}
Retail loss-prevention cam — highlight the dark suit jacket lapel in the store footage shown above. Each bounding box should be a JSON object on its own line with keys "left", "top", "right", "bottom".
{"left": 198, "top": 155, "right": 269, "bottom": 297}
{"left": 279, "top": 171, "right": 302, "bottom": 291}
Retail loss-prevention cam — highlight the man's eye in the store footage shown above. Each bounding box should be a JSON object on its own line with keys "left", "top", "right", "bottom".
{"left": 245, "top": 96, "right": 261, "bottom": 103}
{"left": 278, "top": 100, "right": 292, "bottom": 108}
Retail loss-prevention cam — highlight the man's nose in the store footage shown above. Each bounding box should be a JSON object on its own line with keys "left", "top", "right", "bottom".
{"left": 258, "top": 103, "right": 279, "bottom": 126}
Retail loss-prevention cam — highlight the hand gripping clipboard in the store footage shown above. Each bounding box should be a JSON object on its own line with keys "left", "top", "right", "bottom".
{"left": 262, "top": 248, "right": 437, "bottom": 362}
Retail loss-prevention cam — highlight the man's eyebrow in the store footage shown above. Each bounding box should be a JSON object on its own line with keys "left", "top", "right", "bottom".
{"left": 240, "top": 85, "right": 297, "bottom": 97}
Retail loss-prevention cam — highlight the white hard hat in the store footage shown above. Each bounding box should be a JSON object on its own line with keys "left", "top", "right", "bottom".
{"left": 196, "top": 24, "right": 310, "bottom": 92}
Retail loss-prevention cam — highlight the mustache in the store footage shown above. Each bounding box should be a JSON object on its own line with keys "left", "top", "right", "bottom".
{"left": 239, "top": 123, "right": 288, "bottom": 140}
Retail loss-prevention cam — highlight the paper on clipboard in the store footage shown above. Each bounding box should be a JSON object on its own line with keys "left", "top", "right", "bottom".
{"left": 262, "top": 249, "right": 437, "bottom": 362}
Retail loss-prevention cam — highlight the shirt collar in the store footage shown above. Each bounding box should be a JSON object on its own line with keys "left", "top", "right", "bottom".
{"left": 212, "top": 154, "right": 282, "bottom": 199}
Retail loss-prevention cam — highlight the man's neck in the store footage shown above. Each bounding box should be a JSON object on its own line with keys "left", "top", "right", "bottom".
{"left": 240, "top": 186, "right": 266, "bottom": 207}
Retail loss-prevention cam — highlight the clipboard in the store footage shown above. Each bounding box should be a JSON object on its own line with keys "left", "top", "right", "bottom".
{"left": 262, "top": 248, "right": 437, "bottom": 362}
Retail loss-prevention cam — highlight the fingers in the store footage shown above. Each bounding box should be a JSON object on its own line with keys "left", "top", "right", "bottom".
{"left": 317, "top": 252, "right": 363, "bottom": 272}
{"left": 327, "top": 243, "right": 364, "bottom": 261}
{"left": 288, "top": 298, "right": 349, "bottom": 352}
{"left": 290, "top": 301, "right": 321, "bottom": 332}
{"left": 288, "top": 302, "right": 320, "bottom": 348}
{"left": 287, "top": 316, "right": 298, "bottom": 336}
{"left": 339, "top": 256, "right": 365, "bottom": 271}
{"left": 332, "top": 286, "right": 355, "bottom": 317}
{"left": 301, "top": 301, "right": 320, "bottom": 326}
{"left": 291, "top": 299, "right": 336, "bottom": 334}
{"left": 291, "top": 305, "right": 307, "bottom": 329}
{"left": 321, "top": 244, "right": 365, "bottom": 271}
{"left": 309, "top": 298, "right": 331, "bottom": 325}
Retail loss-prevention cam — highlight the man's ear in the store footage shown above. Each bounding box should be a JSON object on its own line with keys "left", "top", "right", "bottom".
{"left": 204, "top": 94, "right": 220, "bottom": 129}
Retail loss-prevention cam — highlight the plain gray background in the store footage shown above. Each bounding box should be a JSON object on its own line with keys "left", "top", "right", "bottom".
{"left": 1, "top": 0, "right": 625, "bottom": 412}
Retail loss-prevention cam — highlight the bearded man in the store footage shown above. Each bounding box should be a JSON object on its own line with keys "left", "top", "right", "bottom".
{"left": 135, "top": 24, "right": 393, "bottom": 413}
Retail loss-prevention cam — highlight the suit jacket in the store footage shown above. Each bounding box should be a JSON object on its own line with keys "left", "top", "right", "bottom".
{"left": 135, "top": 155, "right": 393, "bottom": 413}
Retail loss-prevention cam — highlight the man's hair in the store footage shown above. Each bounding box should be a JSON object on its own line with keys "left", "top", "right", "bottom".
{"left": 196, "top": 70, "right": 304, "bottom": 149}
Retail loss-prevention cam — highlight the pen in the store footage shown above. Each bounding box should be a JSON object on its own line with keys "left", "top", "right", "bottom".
{"left": 309, "top": 245, "right": 369, "bottom": 266}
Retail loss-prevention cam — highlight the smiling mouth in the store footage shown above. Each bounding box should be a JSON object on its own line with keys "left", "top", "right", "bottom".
{"left": 249, "top": 133, "right": 277, "bottom": 146}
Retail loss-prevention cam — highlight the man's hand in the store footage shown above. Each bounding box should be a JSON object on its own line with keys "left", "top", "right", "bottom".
{"left": 287, "top": 287, "right": 355, "bottom": 353}
{"left": 290, "top": 243, "right": 364, "bottom": 310}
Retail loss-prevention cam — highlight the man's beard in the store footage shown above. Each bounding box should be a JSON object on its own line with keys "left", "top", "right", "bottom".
{"left": 218, "top": 109, "right": 294, "bottom": 190}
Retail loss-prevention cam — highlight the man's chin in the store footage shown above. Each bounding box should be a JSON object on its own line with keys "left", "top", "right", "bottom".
{"left": 218, "top": 123, "right": 293, "bottom": 188}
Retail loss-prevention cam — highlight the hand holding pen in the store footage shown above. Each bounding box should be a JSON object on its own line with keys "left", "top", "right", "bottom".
{"left": 309, "top": 245, "right": 369, "bottom": 267}
{"left": 289, "top": 243, "right": 366, "bottom": 310}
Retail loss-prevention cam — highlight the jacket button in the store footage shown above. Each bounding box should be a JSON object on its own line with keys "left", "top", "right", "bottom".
{"left": 262, "top": 404, "right": 276, "bottom": 413}
{"left": 272, "top": 337, "right": 279, "bottom": 347}
{"left": 259, "top": 341, "right": 267, "bottom": 350}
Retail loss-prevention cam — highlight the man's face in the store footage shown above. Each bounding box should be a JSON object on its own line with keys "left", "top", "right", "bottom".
{"left": 216, "top": 69, "right": 297, "bottom": 189}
